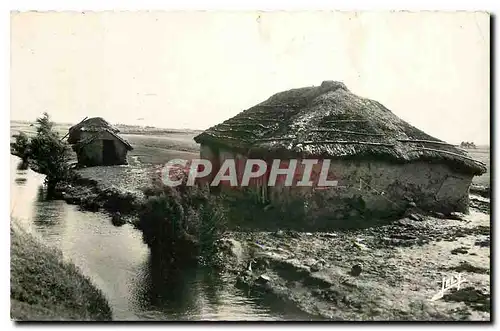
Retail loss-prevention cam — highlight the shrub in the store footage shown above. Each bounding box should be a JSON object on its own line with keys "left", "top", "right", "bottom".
{"left": 24, "top": 113, "right": 72, "bottom": 195}
{"left": 223, "top": 190, "right": 310, "bottom": 231}
{"left": 11, "top": 132, "right": 30, "bottom": 163}
{"left": 138, "top": 183, "right": 227, "bottom": 269}
{"left": 34, "top": 112, "right": 55, "bottom": 135}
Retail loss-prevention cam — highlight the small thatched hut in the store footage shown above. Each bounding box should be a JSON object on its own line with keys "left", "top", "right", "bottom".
{"left": 68, "top": 117, "right": 133, "bottom": 166}
{"left": 194, "top": 81, "right": 486, "bottom": 220}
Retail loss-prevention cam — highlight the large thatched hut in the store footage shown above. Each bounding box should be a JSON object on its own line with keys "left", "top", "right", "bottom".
{"left": 194, "top": 81, "right": 486, "bottom": 221}
{"left": 68, "top": 117, "right": 133, "bottom": 166}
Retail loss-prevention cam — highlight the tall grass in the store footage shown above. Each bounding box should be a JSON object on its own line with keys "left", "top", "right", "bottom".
{"left": 10, "top": 220, "right": 112, "bottom": 321}
{"left": 138, "top": 183, "right": 227, "bottom": 269}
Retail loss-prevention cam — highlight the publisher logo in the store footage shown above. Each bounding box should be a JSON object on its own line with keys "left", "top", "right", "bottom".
{"left": 161, "top": 158, "right": 339, "bottom": 187}
{"left": 430, "top": 273, "right": 467, "bottom": 301}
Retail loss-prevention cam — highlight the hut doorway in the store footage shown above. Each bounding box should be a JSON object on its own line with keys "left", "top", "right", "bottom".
{"left": 102, "top": 140, "right": 118, "bottom": 165}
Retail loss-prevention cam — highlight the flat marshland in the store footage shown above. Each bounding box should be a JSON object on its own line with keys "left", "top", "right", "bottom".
{"left": 466, "top": 147, "right": 490, "bottom": 187}
{"left": 10, "top": 121, "right": 200, "bottom": 165}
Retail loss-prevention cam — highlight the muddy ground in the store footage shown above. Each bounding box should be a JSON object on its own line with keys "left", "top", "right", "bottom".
{"left": 216, "top": 196, "right": 490, "bottom": 321}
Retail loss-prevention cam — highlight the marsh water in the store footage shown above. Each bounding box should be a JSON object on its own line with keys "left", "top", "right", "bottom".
{"left": 10, "top": 155, "right": 301, "bottom": 321}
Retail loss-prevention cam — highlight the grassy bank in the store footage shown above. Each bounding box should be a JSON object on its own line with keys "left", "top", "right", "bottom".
{"left": 10, "top": 221, "right": 112, "bottom": 321}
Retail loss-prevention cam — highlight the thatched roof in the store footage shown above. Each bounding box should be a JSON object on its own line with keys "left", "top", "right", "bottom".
{"left": 68, "top": 117, "right": 132, "bottom": 150}
{"left": 69, "top": 117, "right": 119, "bottom": 134}
{"left": 194, "top": 81, "right": 486, "bottom": 176}
{"left": 68, "top": 117, "right": 120, "bottom": 144}
{"left": 74, "top": 129, "right": 133, "bottom": 151}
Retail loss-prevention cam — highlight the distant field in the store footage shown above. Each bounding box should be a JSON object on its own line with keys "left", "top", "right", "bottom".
{"left": 10, "top": 120, "right": 200, "bottom": 165}
{"left": 10, "top": 120, "right": 490, "bottom": 186}
{"left": 122, "top": 133, "right": 199, "bottom": 164}
{"left": 10, "top": 121, "right": 69, "bottom": 138}
{"left": 467, "top": 147, "right": 491, "bottom": 187}
{"left": 10, "top": 121, "right": 202, "bottom": 139}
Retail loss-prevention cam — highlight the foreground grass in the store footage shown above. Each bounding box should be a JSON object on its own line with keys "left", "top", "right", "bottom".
{"left": 10, "top": 221, "right": 112, "bottom": 321}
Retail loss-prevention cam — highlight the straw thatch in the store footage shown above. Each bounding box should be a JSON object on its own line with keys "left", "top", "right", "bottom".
{"left": 68, "top": 117, "right": 120, "bottom": 144}
{"left": 74, "top": 129, "right": 133, "bottom": 151}
{"left": 194, "top": 81, "right": 486, "bottom": 176}
{"left": 68, "top": 117, "right": 133, "bottom": 151}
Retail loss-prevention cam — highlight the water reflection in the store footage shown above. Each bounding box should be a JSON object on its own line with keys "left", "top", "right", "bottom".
{"left": 14, "top": 177, "right": 27, "bottom": 185}
{"left": 134, "top": 257, "right": 202, "bottom": 320}
{"left": 131, "top": 256, "right": 282, "bottom": 321}
{"left": 33, "top": 186, "right": 67, "bottom": 227}
{"left": 16, "top": 160, "right": 29, "bottom": 171}
{"left": 202, "top": 268, "right": 225, "bottom": 308}
{"left": 10, "top": 154, "right": 302, "bottom": 321}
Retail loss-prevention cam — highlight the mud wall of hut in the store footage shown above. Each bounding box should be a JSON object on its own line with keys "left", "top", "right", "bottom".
{"left": 199, "top": 144, "right": 472, "bottom": 221}
{"left": 76, "top": 132, "right": 103, "bottom": 166}
{"left": 76, "top": 131, "right": 128, "bottom": 166}
{"left": 268, "top": 159, "right": 472, "bottom": 219}
{"left": 100, "top": 131, "right": 128, "bottom": 164}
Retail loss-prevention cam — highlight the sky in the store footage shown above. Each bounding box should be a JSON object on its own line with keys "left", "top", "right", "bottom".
{"left": 10, "top": 11, "right": 490, "bottom": 144}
